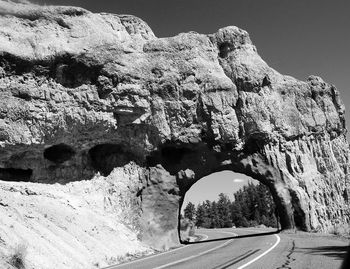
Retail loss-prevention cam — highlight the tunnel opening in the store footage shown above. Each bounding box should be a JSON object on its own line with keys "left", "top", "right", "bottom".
{"left": 0, "top": 168, "right": 33, "bottom": 182}
{"left": 43, "top": 144, "right": 76, "bottom": 164}
{"left": 88, "top": 144, "right": 136, "bottom": 176}
{"left": 179, "top": 171, "right": 279, "bottom": 242}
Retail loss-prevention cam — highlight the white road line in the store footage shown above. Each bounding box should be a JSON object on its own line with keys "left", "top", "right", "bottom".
{"left": 153, "top": 231, "right": 237, "bottom": 269}
{"left": 195, "top": 233, "right": 209, "bottom": 241}
{"left": 104, "top": 232, "right": 210, "bottom": 269}
{"left": 237, "top": 234, "right": 281, "bottom": 269}
{"left": 103, "top": 245, "right": 191, "bottom": 269}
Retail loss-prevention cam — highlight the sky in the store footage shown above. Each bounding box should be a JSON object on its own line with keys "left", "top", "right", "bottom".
{"left": 29, "top": 0, "right": 350, "bottom": 205}
{"left": 182, "top": 171, "right": 258, "bottom": 208}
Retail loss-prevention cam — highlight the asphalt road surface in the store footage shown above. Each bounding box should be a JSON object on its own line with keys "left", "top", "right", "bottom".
{"left": 105, "top": 228, "right": 349, "bottom": 269}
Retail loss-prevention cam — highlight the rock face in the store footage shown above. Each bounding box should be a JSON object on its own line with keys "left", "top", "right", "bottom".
{"left": 0, "top": 0, "right": 349, "bottom": 251}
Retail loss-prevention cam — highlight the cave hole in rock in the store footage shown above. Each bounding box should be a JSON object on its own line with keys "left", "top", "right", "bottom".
{"left": 179, "top": 171, "right": 280, "bottom": 242}
{"left": 147, "top": 144, "right": 196, "bottom": 176}
{"left": 161, "top": 146, "right": 194, "bottom": 165}
{"left": 89, "top": 144, "right": 136, "bottom": 176}
{"left": 44, "top": 144, "right": 76, "bottom": 164}
{"left": 53, "top": 55, "right": 102, "bottom": 88}
{"left": 218, "top": 42, "right": 234, "bottom": 58}
{"left": 0, "top": 168, "right": 33, "bottom": 182}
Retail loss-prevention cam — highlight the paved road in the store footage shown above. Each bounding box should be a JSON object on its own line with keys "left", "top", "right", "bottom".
{"left": 105, "top": 228, "right": 348, "bottom": 269}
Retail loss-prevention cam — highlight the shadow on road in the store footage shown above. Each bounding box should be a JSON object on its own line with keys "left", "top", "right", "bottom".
{"left": 211, "top": 249, "right": 260, "bottom": 269}
{"left": 297, "top": 245, "right": 349, "bottom": 260}
{"left": 182, "top": 229, "right": 282, "bottom": 245}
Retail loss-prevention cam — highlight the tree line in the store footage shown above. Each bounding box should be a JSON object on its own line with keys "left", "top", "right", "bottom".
{"left": 183, "top": 182, "right": 278, "bottom": 228}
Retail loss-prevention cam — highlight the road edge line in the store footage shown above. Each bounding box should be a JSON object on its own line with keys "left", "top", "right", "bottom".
{"left": 104, "top": 232, "right": 210, "bottom": 269}
{"left": 153, "top": 231, "right": 237, "bottom": 269}
{"left": 103, "top": 245, "right": 191, "bottom": 269}
{"left": 195, "top": 233, "right": 209, "bottom": 241}
{"left": 237, "top": 234, "right": 281, "bottom": 269}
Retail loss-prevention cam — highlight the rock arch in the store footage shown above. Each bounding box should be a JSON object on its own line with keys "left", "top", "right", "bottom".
{"left": 0, "top": 2, "right": 349, "bottom": 250}
{"left": 141, "top": 131, "right": 349, "bottom": 249}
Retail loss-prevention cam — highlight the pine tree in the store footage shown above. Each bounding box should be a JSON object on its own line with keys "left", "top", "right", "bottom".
{"left": 184, "top": 202, "right": 196, "bottom": 221}
{"left": 217, "top": 193, "right": 232, "bottom": 228}
{"left": 202, "top": 200, "right": 212, "bottom": 228}
{"left": 210, "top": 201, "right": 219, "bottom": 228}
{"left": 191, "top": 182, "right": 278, "bottom": 229}
{"left": 230, "top": 182, "right": 278, "bottom": 228}
{"left": 195, "top": 203, "right": 206, "bottom": 227}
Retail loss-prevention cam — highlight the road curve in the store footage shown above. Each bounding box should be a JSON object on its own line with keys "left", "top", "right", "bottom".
{"left": 104, "top": 228, "right": 280, "bottom": 269}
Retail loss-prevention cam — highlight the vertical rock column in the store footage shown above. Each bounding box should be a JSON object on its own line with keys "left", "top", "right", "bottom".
{"left": 140, "top": 165, "right": 181, "bottom": 250}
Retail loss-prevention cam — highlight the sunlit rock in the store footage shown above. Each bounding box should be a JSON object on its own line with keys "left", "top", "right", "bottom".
{"left": 0, "top": 0, "right": 349, "bottom": 255}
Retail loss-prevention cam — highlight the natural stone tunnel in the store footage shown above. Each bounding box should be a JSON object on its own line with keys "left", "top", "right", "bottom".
{"left": 147, "top": 141, "right": 299, "bottom": 233}
{"left": 0, "top": 2, "right": 349, "bottom": 250}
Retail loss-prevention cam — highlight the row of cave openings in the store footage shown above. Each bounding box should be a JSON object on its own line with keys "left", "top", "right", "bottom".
{"left": 0, "top": 143, "right": 136, "bottom": 182}
{"left": 0, "top": 142, "right": 195, "bottom": 182}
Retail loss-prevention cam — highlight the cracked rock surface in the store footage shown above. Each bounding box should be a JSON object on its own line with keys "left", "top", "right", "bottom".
{"left": 0, "top": 1, "right": 349, "bottom": 265}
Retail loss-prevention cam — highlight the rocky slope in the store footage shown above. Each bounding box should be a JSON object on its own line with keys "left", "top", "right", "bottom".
{"left": 0, "top": 164, "right": 152, "bottom": 269}
{"left": 0, "top": 0, "right": 349, "bottom": 268}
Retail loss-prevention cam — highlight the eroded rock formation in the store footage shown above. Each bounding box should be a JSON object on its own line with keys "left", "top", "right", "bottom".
{"left": 0, "top": 1, "right": 349, "bottom": 250}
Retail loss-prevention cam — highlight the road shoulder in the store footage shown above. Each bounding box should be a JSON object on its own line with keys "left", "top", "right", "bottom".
{"left": 260, "top": 231, "right": 349, "bottom": 269}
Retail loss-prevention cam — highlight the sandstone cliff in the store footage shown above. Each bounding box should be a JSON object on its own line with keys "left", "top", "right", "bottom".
{"left": 0, "top": 1, "right": 349, "bottom": 268}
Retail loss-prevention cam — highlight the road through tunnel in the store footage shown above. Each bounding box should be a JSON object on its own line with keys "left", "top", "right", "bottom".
{"left": 179, "top": 170, "right": 282, "bottom": 242}
{"left": 142, "top": 142, "right": 301, "bottom": 249}
{"left": 177, "top": 166, "right": 296, "bottom": 243}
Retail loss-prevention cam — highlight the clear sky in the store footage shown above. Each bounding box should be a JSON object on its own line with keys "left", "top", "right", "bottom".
{"left": 182, "top": 171, "right": 258, "bottom": 208}
{"left": 29, "top": 0, "right": 350, "bottom": 205}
